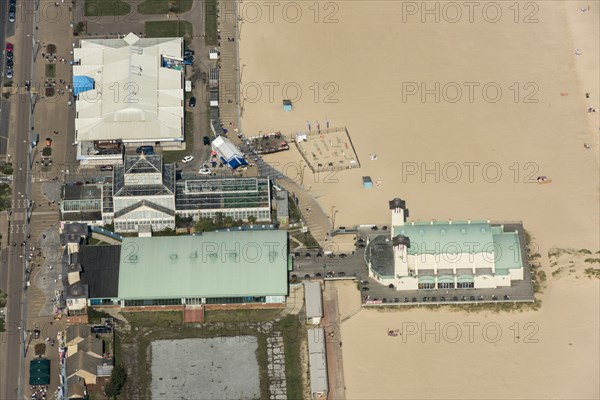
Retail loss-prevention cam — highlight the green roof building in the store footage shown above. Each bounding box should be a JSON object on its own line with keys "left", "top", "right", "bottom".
{"left": 365, "top": 198, "right": 526, "bottom": 291}
{"left": 107, "top": 230, "right": 289, "bottom": 306}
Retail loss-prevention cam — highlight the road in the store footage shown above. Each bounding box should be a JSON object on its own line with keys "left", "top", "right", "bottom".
{"left": 0, "top": 0, "right": 16, "bottom": 157}
{"left": 0, "top": 0, "right": 37, "bottom": 399}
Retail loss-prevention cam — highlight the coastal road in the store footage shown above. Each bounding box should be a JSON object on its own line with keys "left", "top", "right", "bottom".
{"left": 0, "top": 0, "right": 36, "bottom": 398}
{"left": 0, "top": 1, "right": 16, "bottom": 157}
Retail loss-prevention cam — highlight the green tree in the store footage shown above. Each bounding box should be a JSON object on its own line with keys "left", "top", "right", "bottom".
{"left": 247, "top": 215, "right": 257, "bottom": 224}
{"left": 104, "top": 365, "right": 127, "bottom": 399}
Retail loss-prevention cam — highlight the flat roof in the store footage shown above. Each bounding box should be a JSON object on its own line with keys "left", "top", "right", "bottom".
{"left": 492, "top": 230, "right": 523, "bottom": 270}
{"left": 307, "top": 328, "right": 328, "bottom": 394}
{"left": 74, "top": 33, "right": 183, "bottom": 142}
{"left": 304, "top": 282, "right": 323, "bottom": 319}
{"left": 79, "top": 245, "right": 121, "bottom": 298}
{"left": 63, "top": 185, "right": 102, "bottom": 201}
{"left": 117, "top": 231, "right": 289, "bottom": 299}
{"left": 393, "top": 220, "right": 494, "bottom": 255}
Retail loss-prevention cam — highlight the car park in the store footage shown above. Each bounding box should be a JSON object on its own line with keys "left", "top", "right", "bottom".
{"left": 189, "top": 96, "right": 196, "bottom": 107}
{"left": 182, "top": 155, "right": 194, "bottom": 163}
{"left": 203, "top": 136, "right": 211, "bottom": 145}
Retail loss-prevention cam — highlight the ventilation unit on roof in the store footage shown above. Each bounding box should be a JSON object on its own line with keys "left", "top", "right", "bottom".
{"left": 169, "top": 254, "right": 178, "bottom": 260}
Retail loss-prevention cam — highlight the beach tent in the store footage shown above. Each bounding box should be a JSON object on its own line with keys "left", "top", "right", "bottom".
{"left": 29, "top": 359, "right": 50, "bottom": 385}
{"left": 73, "top": 75, "right": 95, "bottom": 96}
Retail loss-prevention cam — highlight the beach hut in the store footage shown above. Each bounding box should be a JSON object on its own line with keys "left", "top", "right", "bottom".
{"left": 362, "top": 176, "right": 373, "bottom": 189}
{"left": 283, "top": 99, "right": 292, "bottom": 112}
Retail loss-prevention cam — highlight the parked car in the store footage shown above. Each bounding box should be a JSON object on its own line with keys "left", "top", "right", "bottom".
{"left": 184, "top": 49, "right": 195, "bottom": 56}
{"left": 198, "top": 168, "right": 211, "bottom": 175}
{"left": 182, "top": 155, "right": 194, "bottom": 163}
{"left": 9, "top": 9, "right": 16, "bottom": 23}
{"left": 182, "top": 59, "right": 193, "bottom": 66}
{"left": 91, "top": 325, "right": 111, "bottom": 334}
{"left": 337, "top": 272, "right": 346, "bottom": 277}
{"left": 189, "top": 96, "right": 196, "bottom": 107}
{"left": 45, "top": 138, "right": 52, "bottom": 146}
{"left": 371, "top": 225, "right": 379, "bottom": 231}
{"left": 5, "top": 68, "right": 12, "bottom": 79}
{"left": 184, "top": 55, "right": 194, "bottom": 62}
{"left": 339, "top": 253, "right": 347, "bottom": 258}
{"left": 203, "top": 136, "right": 211, "bottom": 145}
{"left": 99, "top": 165, "right": 113, "bottom": 171}
{"left": 6, "top": 59, "right": 14, "bottom": 68}
{"left": 136, "top": 145, "right": 154, "bottom": 155}
{"left": 6, "top": 50, "right": 13, "bottom": 60}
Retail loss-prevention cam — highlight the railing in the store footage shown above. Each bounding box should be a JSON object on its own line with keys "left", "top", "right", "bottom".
{"left": 90, "top": 226, "right": 123, "bottom": 242}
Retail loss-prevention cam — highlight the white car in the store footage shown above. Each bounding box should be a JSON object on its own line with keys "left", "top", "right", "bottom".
{"left": 198, "top": 168, "right": 211, "bottom": 175}
{"left": 182, "top": 155, "right": 194, "bottom": 163}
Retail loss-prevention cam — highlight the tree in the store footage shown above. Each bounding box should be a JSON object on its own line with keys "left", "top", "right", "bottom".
{"left": 247, "top": 215, "right": 257, "bottom": 225}
{"left": 104, "top": 365, "right": 127, "bottom": 399}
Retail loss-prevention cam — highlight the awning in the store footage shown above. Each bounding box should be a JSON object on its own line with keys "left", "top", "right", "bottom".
{"left": 73, "top": 75, "right": 95, "bottom": 96}
{"left": 29, "top": 359, "right": 50, "bottom": 385}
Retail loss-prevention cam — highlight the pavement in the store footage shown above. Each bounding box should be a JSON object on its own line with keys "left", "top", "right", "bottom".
{"left": 322, "top": 282, "right": 346, "bottom": 400}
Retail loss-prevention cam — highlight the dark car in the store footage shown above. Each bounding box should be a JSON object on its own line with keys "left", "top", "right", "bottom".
{"left": 203, "top": 136, "right": 211, "bottom": 145}
{"left": 371, "top": 225, "right": 378, "bottom": 231}
{"left": 305, "top": 252, "right": 311, "bottom": 258}
{"left": 316, "top": 252, "right": 323, "bottom": 258}
{"left": 315, "top": 272, "right": 322, "bottom": 278}
{"left": 304, "top": 274, "right": 310, "bottom": 279}
{"left": 361, "top": 287, "right": 369, "bottom": 291}
{"left": 189, "top": 96, "right": 196, "bottom": 107}
{"left": 411, "top": 297, "right": 417, "bottom": 302}
{"left": 337, "top": 272, "right": 346, "bottom": 277}
{"left": 184, "top": 50, "right": 195, "bottom": 56}
{"left": 393, "top": 298, "right": 400, "bottom": 303}
{"left": 91, "top": 325, "right": 111, "bottom": 334}
{"left": 293, "top": 252, "right": 300, "bottom": 258}
{"left": 6, "top": 59, "right": 13, "bottom": 68}
{"left": 136, "top": 146, "right": 154, "bottom": 155}
{"left": 452, "top": 296, "right": 458, "bottom": 301}
{"left": 382, "top": 298, "right": 388, "bottom": 303}
{"left": 339, "top": 253, "right": 347, "bottom": 258}
{"left": 431, "top": 296, "right": 437, "bottom": 302}
{"left": 470, "top": 296, "right": 476, "bottom": 301}
{"left": 6, "top": 51, "right": 13, "bottom": 60}
{"left": 327, "top": 253, "right": 335, "bottom": 258}
{"left": 440, "top": 296, "right": 446, "bottom": 301}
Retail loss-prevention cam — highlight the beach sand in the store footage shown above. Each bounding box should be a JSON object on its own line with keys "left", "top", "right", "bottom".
{"left": 239, "top": 1, "right": 599, "bottom": 398}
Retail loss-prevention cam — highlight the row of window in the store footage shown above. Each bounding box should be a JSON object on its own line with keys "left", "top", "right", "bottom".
{"left": 117, "top": 297, "right": 269, "bottom": 307}
{"left": 418, "top": 282, "right": 476, "bottom": 289}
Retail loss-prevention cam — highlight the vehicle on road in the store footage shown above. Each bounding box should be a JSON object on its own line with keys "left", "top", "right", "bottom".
{"left": 182, "top": 155, "right": 194, "bottom": 163}
{"left": 203, "top": 136, "right": 211, "bottom": 145}
{"left": 198, "top": 168, "right": 211, "bottom": 175}
{"left": 189, "top": 97, "right": 196, "bottom": 107}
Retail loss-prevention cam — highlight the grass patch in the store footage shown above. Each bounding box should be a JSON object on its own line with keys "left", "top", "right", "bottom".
{"left": 205, "top": 0, "right": 218, "bottom": 46}
{"left": 87, "top": 308, "right": 112, "bottom": 324}
{"left": 138, "top": 0, "right": 193, "bottom": 14}
{"left": 290, "top": 230, "right": 320, "bottom": 249}
{"left": 204, "top": 309, "right": 282, "bottom": 323}
{"left": 584, "top": 268, "right": 600, "bottom": 279}
{"left": 145, "top": 20, "right": 193, "bottom": 40}
{"left": 45, "top": 64, "right": 56, "bottom": 78}
{"left": 123, "top": 311, "right": 183, "bottom": 328}
{"left": 275, "top": 315, "right": 304, "bottom": 399}
{"left": 84, "top": 0, "right": 132, "bottom": 16}
{"left": 162, "top": 110, "right": 194, "bottom": 163}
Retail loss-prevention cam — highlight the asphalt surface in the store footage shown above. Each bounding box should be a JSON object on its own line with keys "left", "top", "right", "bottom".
{"left": 1, "top": 1, "right": 36, "bottom": 399}
{"left": 0, "top": 1, "right": 16, "bottom": 156}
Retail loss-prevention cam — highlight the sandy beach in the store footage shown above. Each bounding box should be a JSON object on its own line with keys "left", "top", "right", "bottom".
{"left": 239, "top": 1, "right": 599, "bottom": 398}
